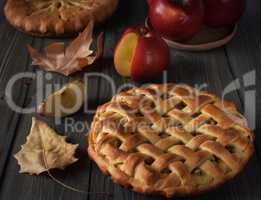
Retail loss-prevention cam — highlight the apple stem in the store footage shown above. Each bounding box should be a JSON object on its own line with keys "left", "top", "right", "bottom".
{"left": 139, "top": 27, "right": 149, "bottom": 36}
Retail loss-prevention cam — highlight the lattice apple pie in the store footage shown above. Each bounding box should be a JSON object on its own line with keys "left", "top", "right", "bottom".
{"left": 4, "top": 0, "right": 118, "bottom": 36}
{"left": 88, "top": 84, "right": 254, "bottom": 197}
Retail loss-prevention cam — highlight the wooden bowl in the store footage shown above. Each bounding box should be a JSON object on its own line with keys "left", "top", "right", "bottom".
{"left": 145, "top": 18, "right": 237, "bottom": 51}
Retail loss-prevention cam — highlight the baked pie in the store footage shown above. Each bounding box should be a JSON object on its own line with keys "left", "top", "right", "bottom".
{"left": 88, "top": 84, "right": 254, "bottom": 197}
{"left": 4, "top": 0, "right": 119, "bottom": 37}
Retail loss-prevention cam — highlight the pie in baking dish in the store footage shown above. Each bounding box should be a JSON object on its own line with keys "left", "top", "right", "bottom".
{"left": 4, "top": 0, "right": 119, "bottom": 37}
{"left": 88, "top": 84, "right": 254, "bottom": 197}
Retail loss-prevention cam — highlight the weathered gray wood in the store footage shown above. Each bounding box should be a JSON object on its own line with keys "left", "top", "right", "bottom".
{"left": 0, "top": 0, "right": 260, "bottom": 200}
{"left": 225, "top": 0, "right": 261, "bottom": 156}
{"left": 0, "top": 29, "right": 34, "bottom": 181}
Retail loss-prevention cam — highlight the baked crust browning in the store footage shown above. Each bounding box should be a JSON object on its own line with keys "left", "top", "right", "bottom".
{"left": 88, "top": 84, "right": 254, "bottom": 197}
{"left": 4, "top": 0, "right": 119, "bottom": 37}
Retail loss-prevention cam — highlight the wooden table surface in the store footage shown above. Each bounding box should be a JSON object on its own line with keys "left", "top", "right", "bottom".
{"left": 0, "top": 0, "right": 260, "bottom": 200}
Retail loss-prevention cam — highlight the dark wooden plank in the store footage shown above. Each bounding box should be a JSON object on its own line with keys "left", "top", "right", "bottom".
{"left": 0, "top": 0, "right": 4, "bottom": 22}
{"left": 225, "top": 0, "right": 261, "bottom": 157}
{"left": 0, "top": 27, "right": 34, "bottom": 181}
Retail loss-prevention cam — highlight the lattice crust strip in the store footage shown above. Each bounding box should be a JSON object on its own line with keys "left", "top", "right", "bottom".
{"left": 88, "top": 84, "right": 254, "bottom": 197}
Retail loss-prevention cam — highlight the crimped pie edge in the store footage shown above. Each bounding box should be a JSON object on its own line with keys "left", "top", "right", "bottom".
{"left": 4, "top": 0, "right": 119, "bottom": 37}
{"left": 87, "top": 84, "right": 255, "bottom": 197}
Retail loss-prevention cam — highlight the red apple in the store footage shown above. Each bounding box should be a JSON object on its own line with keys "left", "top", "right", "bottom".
{"left": 204, "top": 0, "right": 245, "bottom": 27}
{"left": 147, "top": 0, "right": 204, "bottom": 42}
{"left": 114, "top": 28, "right": 170, "bottom": 82}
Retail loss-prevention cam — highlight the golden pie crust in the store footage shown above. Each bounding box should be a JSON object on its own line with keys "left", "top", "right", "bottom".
{"left": 4, "top": 0, "right": 119, "bottom": 37}
{"left": 88, "top": 84, "right": 254, "bottom": 197}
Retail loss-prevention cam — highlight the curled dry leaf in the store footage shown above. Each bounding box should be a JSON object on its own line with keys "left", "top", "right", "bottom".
{"left": 27, "top": 20, "right": 104, "bottom": 76}
{"left": 37, "top": 80, "right": 85, "bottom": 117}
{"left": 14, "top": 118, "right": 78, "bottom": 175}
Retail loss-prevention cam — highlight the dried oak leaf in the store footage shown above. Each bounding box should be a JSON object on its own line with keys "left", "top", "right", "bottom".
{"left": 27, "top": 20, "right": 104, "bottom": 76}
{"left": 14, "top": 117, "right": 78, "bottom": 175}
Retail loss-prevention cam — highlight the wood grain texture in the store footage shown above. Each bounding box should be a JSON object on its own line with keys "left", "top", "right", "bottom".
{"left": 225, "top": 0, "right": 261, "bottom": 156}
{"left": 0, "top": 0, "right": 260, "bottom": 200}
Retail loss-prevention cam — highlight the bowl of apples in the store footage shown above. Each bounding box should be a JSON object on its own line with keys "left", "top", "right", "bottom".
{"left": 146, "top": 0, "right": 244, "bottom": 51}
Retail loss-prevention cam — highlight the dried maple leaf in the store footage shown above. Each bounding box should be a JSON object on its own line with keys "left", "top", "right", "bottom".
{"left": 14, "top": 117, "right": 78, "bottom": 175}
{"left": 27, "top": 20, "right": 104, "bottom": 76}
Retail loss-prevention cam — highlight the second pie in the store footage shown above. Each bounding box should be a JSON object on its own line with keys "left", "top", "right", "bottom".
{"left": 4, "top": 0, "right": 119, "bottom": 37}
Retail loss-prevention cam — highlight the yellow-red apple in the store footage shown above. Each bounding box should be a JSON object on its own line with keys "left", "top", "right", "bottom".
{"left": 114, "top": 28, "right": 170, "bottom": 82}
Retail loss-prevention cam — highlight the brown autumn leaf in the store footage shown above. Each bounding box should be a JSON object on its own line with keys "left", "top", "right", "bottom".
{"left": 27, "top": 20, "right": 104, "bottom": 76}
{"left": 14, "top": 117, "right": 78, "bottom": 175}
